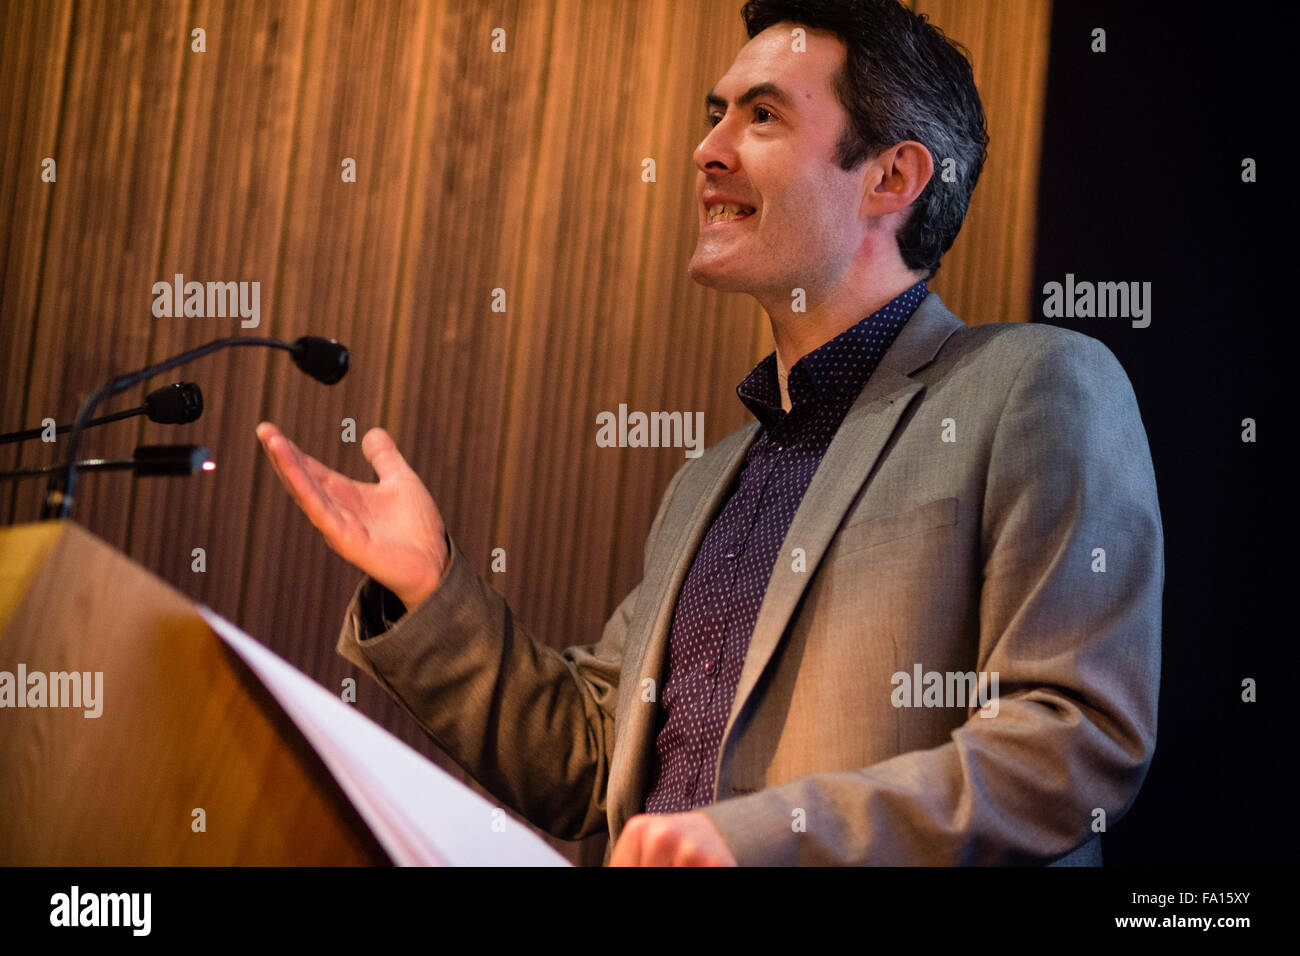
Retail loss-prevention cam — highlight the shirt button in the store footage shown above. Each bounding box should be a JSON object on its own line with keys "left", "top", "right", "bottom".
{"left": 725, "top": 551, "right": 736, "bottom": 559}
{"left": 704, "top": 661, "right": 713, "bottom": 671}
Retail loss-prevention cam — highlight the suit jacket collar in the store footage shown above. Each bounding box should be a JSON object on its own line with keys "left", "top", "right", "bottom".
{"left": 607, "top": 291, "right": 966, "bottom": 837}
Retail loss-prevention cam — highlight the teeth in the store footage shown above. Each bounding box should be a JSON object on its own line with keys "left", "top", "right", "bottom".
{"left": 707, "top": 203, "right": 755, "bottom": 223}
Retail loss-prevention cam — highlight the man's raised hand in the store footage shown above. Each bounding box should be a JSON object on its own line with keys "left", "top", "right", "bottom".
{"left": 255, "top": 422, "right": 448, "bottom": 611}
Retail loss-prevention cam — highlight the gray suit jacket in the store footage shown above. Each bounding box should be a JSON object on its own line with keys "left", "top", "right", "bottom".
{"left": 337, "top": 291, "right": 1163, "bottom": 865}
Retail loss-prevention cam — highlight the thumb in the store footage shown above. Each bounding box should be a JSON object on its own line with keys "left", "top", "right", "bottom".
{"left": 361, "top": 427, "right": 412, "bottom": 481}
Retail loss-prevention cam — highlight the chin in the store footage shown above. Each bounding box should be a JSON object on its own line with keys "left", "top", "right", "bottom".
{"left": 688, "top": 257, "right": 751, "bottom": 292}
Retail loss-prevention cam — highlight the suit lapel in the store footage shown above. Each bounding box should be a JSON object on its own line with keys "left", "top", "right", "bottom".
{"left": 607, "top": 292, "right": 966, "bottom": 835}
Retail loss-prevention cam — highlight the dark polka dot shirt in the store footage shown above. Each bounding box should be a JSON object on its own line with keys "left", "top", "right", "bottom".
{"left": 642, "top": 280, "right": 928, "bottom": 814}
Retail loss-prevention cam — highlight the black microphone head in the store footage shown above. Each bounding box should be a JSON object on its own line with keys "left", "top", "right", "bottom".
{"left": 145, "top": 382, "right": 203, "bottom": 424}
{"left": 132, "top": 445, "right": 214, "bottom": 476}
{"left": 292, "top": 336, "right": 350, "bottom": 385}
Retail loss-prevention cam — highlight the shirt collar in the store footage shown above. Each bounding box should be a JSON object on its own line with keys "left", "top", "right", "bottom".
{"left": 737, "top": 281, "right": 928, "bottom": 428}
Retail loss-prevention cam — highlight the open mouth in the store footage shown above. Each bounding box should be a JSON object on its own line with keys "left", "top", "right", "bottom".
{"left": 705, "top": 202, "right": 756, "bottom": 224}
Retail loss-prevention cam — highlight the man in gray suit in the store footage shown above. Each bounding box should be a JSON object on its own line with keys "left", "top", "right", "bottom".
{"left": 258, "top": 0, "right": 1162, "bottom": 866}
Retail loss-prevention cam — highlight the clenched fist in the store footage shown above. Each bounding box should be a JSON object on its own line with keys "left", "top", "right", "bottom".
{"left": 609, "top": 812, "right": 738, "bottom": 867}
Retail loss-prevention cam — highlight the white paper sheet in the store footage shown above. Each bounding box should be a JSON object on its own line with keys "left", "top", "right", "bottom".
{"left": 197, "top": 605, "right": 570, "bottom": 867}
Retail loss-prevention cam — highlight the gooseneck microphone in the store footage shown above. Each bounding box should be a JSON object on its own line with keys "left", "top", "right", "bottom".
{"left": 0, "top": 382, "right": 203, "bottom": 445}
{"left": 145, "top": 381, "right": 206, "bottom": 424}
{"left": 290, "top": 335, "right": 351, "bottom": 385}
{"left": 1, "top": 445, "right": 214, "bottom": 480}
{"left": 40, "top": 335, "right": 348, "bottom": 519}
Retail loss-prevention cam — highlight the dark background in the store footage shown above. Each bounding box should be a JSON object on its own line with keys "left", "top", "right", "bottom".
{"left": 1035, "top": 2, "right": 1295, "bottom": 864}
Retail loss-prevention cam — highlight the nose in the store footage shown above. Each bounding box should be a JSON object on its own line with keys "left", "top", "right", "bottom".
{"left": 694, "top": 116, "right": 738, "bottom": 174}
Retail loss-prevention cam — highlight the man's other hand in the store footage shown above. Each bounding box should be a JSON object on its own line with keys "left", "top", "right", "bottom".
{"left": 256, "top": 422, "right": 448, "bottom": 611}
{"left": 609, "top": 811, "right": 738, "bottom": 866}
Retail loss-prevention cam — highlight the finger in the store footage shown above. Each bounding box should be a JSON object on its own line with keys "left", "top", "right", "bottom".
{"left": 256, "top": 423, "right": 298, "bottom": 491}
{"left": 258, "top": 428, "right": 354, "bottom": 542}
{"left": 608, "top": 823, "right": 642, "bottom": 868}
{"left": 260, "top": 430, "right": 322, "bottom": 515}
{"left": 258, "top": 429, "right": 344, "bottom": 534}
{"left": 643, "top": 831, "right": 673, "bottom": 867}
{"left": 612, "top": 841, "right": 641, "bottom": 867}
{"left": 257, "top": 425, "right": 310, "bottom": 495}
{"left": 674, "top": 843, "right": 713, "bottom": 867}
{"left": 282, "top": 432, "right": 344, "bottom": 498}
{"left": 361, "top": 427, "right": 412, "bottom": 482}
{"left": 263, "top": 424, "right": 349, "bottom": 498}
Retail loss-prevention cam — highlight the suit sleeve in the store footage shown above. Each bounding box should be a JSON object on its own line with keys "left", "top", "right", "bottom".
{"left": 335, "top": 462, "right": 688, "bottom": 841}
{"left": 698, "top": 332, "right": 1164, "bottom": 864}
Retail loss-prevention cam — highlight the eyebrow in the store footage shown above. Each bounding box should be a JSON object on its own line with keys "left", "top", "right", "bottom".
{"left": 705, "top": 82, "right": 794, "bottom": 112}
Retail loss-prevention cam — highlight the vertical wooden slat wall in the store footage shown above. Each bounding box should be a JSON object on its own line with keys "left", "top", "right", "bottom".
{"left": 0, "top": 0, "right": 1050, "bottom": 865}
{"left": 914, "top": 0, "right": 1053, "bottom": 324}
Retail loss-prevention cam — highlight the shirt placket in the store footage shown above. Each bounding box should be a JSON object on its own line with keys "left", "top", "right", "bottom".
{"left": 688, "top": 429, "right": 789, "bottom": 807}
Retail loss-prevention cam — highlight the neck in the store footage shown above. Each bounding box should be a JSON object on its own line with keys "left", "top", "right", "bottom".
{"left": 761, "top": 261, "right": 925, "bottom": 380}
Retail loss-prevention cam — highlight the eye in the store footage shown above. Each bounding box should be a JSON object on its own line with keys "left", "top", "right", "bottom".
{"left": 706, "top": 111, "right": 723, "bottom": 128}
{"left": 754, "top": 106, "right": 775, "bottom": 123}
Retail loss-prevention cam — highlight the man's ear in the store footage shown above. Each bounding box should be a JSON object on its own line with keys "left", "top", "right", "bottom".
{"left": 859, "top": 141, "right": 934, "bottom": 220}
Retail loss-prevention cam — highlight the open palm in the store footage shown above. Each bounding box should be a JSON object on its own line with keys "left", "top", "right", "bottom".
{"left": 256, "top": 422, "right": 448, "bottom": 610}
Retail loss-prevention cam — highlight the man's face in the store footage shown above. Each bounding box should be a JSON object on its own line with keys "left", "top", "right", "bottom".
{"left": 689, "top": 24, "right": 868, "bottom": 299}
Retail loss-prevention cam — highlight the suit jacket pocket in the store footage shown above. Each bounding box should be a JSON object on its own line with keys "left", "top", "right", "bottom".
{"left": 834, "top": 496, "right": 960, "bottom": 555}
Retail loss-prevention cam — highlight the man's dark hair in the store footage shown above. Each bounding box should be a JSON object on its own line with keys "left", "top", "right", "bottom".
{"left": 742, "top": 0, "right": 989, "bottom": 277}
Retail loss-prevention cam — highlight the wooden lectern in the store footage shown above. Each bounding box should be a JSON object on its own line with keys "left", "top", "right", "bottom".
{"left": 0, "top": 521, "right": 390, "bottom": 865}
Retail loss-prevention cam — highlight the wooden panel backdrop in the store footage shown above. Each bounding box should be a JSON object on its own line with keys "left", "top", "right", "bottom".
{"left": 0, "top": 0, "right": 1051, "bottom": 864}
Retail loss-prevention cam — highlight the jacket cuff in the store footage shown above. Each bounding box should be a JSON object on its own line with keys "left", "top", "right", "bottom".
{"left": 336, "top": 529, "right": 465, "bottom": 676}
{"left": 698, "top": 793, "right": 799, "bottom": 866}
